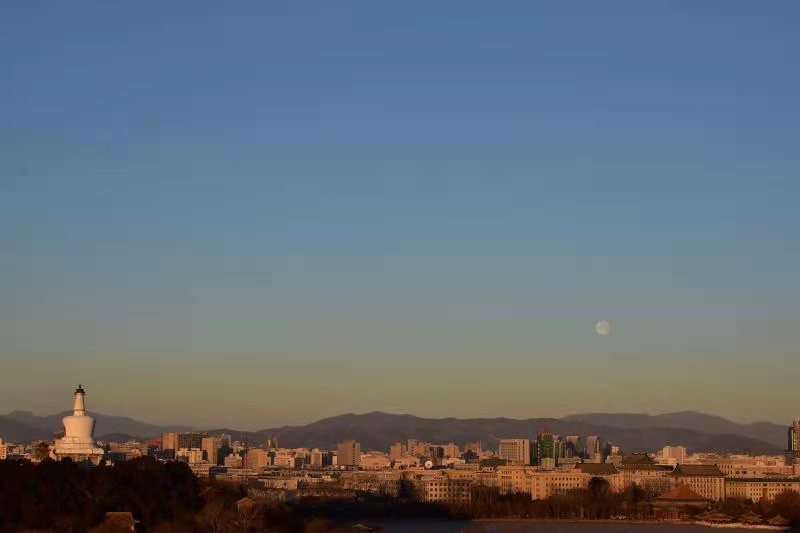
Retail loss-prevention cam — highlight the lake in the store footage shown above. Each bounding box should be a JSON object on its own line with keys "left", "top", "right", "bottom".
{"left": 371, "top": 521, "right": 771, "bottom": 533}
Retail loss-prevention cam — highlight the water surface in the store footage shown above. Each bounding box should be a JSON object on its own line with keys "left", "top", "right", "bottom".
{"left": 373, "top": 521, "right": 766, "bottom": 533}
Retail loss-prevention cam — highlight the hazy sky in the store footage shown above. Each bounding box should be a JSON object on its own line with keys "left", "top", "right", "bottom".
{"left": 1, "top": 1, "right": 798, "bottom": 430}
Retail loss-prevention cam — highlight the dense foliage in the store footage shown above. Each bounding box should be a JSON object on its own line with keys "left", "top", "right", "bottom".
{"left": 0, "top": 457, "right": 202, "bottom": 531}
{"left": 2, "top": 459, "right": 800, "bottom": 532}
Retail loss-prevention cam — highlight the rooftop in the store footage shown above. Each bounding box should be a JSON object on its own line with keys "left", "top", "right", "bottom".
{"left": 653, "top": 484, "right": 707, "bottom": 502}
{"left": 673, "top": 464, "right": 725, "bottom": 477}
{"left": 574, "top": 463, "right": 618, "bottom": 475}
{"left": 622, "top": 453, "right": 656, "bottom": 465}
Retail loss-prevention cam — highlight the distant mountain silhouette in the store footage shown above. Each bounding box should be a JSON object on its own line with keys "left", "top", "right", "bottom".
{"left": 0, "top": 411, "right": 192, "bottom": 443}
{"left": 0, "top": 416, "right": 51, "bottom": 442}
{"left": 211, "top": 411, "right": 783, "bottom": 455}
{"left": 562, "top": 411, "right": 787, "bottom": 449}
{"left": 1, "top": 410, "right": 785, "bottom": 455}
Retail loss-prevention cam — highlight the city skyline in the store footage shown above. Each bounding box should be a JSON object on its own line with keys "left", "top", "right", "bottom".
{"left": 1, "top": 382, "right": 796, "bottom": 436}
{"left": 2, "top": 1, "right": 799, "bottom": 429}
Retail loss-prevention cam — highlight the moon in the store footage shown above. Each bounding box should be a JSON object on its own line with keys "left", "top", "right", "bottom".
{"left": 594, "top": 320, "right": 611, "bottom": 337}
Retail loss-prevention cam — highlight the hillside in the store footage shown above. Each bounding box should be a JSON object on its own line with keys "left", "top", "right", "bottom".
{"left": 562, "top": 411, "right": 787, "bottom": 449}
{"left": 215, "top": 411, "right": 782, "bottom": 455}
{"left": 1, "top": 410, "right": 784, "bottom": 455}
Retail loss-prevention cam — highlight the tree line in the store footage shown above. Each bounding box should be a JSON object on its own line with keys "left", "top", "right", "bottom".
{"left": 2, "top": 458, "right": 800, "bottom": 532}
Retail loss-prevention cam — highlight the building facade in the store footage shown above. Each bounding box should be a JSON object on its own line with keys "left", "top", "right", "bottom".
{"left": 201, "top": 437, "right": 222, "bottom": 465}
{"left": 420, "top": 477, "right": 472, "bottom": 504}
{"left": 726, "top": 478, "right": 800, "bottom": 503}
{"left": 498, "top": 439, "right": 531, "bottom": 465}
{"left": 789, "top": 419, "right": 800, "bottom": 452}
{"left": 672, "top": 464, "right": 726, "bottom": 501}
{"left": 337, "top": 440, "right": 361, "bottom": 468}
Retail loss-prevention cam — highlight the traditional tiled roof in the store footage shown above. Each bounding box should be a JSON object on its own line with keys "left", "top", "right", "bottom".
{"left": 740, "top": 511, "right": 763, "bottom": 524}
{"left": 574, "top": 463, "right": 618, "bottom": 475}
{"left": 672, "top": 464, "right": 725, "bottom": 477}
{"left": 620, "top": 453, "right": 665, "bottom": 470}
{"left": 621, "top": 453, "right": 655, "bottom": 465}
{"left": 653, "top": 484, "right": 707, "bottom": 502}
{"left": 768, "top": 515, "right": 789, "bottom": 526}
{"left": 702, "top": 512, "right": 734, "bottom": 523}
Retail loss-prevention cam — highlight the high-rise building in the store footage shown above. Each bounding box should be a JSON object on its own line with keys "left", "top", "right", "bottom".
{"left": 534, "top": 428, "right": 565, "bottom": 466}
{"left": 498, "top": 439, "right": 531, "bottom": 465}
{"left": 661, "top": 445, "right": 687, "bottom": 462}
{"left": 565, "top": 436, "right": 583, "bottom": 458}
{"left": 201, "top": 437, "right": 222, "bottom": 465}
{"left": 789, "top": 419, "right": 800, "bottom": 452}
{"left": 464, "top": 441, "right": 482, "bottom": 459}
{"left": 177, "top": 432, "right": 206, "bottom": 450}
{"left": 310, "top": 448, "right": 324, "bottom": 467}
{"left": 245, "top": 448, "right": 270, "bottom": 469}
{"left": 389, "top": 442, "right": 407, "bottom": 460}
{"left": 443, "top": 443, "right": 460, "bottom": 459}
{"left": 162, "top": 432, "right": 178, "bottom": 452}
{"left": 0, "top": 438, "right": 7, "bottom": 461}
{"left": 585, "top": 436, "right": 602, "bottom": 462}
{"left": 337, "top": 440, "right": 361, "bottom": 468}
{"left": 175, "top": 448, "right": 204, "bottom": 464}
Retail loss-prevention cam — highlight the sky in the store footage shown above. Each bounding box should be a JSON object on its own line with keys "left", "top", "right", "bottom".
{"left": 1, "top": 1, "right": 798, "bottom": 430}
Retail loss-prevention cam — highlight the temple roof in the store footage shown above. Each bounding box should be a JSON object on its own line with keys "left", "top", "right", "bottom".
{"left": 653, "top": 484, "right": 707, "bottom": 502}
{"left": 574, "top": 463, "right": 618, "bottom": 475}
{"left": 673, "top": 464, "right": 725, "bottom": 477}
{"left": 622, "top": 453, "right": 656, "bottom": 465}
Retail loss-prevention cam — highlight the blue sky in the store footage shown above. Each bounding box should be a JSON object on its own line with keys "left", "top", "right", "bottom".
{"left": 1, "top": 1, "right": 798, "bottom": 429}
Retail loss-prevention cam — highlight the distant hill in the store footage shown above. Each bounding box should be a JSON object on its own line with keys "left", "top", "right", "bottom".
{"left": 213, "top": 411, "right": 782, "bottom": 455}
{"left": 0, "top": 411, "right": 192, "bottom": 443}
{"left": 0, "top": 416, "right": 52, "bottom": 443}
{"left": 1, "top": 409, "right": 785, "bottom": 455}
{"left": 562, "top": 411, "right": 787, "bottom": 449}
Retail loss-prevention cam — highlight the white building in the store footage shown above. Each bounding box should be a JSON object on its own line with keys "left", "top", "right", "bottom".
{"left": 498, "top": 439, "right": 531, "bottom": 465}
{"left": 53, "top": 385, "right": 104, "bottom": 465}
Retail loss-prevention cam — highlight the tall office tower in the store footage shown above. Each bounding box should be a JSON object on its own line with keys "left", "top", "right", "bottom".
{"left": 789, "top": 419, "right": 800, "bottom": 451}
{"left": 534, "top": 427, "right": 565, "bottom": 465}
{"left": 464, "top": 441, "right": 482, "bottom": 458}
{"left": 0, "top": 438, "right": 7, "bottom": 460}
{"left": 427, "top": 445, "right": 445, "bottom": 465}
{"left": 498, "top": 438, "right": 532, "bottom": 465}
{"left": 337, "top": 440, "right": 361, "bottom": 468}
{"left": 585, "top": 436, "right": 602, "bottom": 462}
{"left": 177, "top": 432, "right": 206, "bottom": 450}
{"left": 310, "top": 448, "right": 324, "bottom": 467}
{"left": 201, "top": 437, "right": 222, "bottom": 465}
{"left": 565, "top": 436, "right": 583, "bottom": 458}
{"left": 389, "top": 442, "right": 407, "bottom": 460}
{"left": 162, "top": 432, "right": 178, "bottom": 452}
{"left": 662, "top": 445, "right": 687, "bottom": 462}
{"left": 443, "top": 443, "right": 460, "bottom": 458}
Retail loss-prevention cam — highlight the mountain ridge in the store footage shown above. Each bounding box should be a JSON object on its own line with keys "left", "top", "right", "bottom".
{"left": 1, "top": 409, "right": 787, "bottom": 455}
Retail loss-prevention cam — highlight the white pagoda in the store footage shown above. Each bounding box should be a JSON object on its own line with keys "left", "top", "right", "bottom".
{"left": 53, "top": 385, "right": 104, "bottom": 465}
